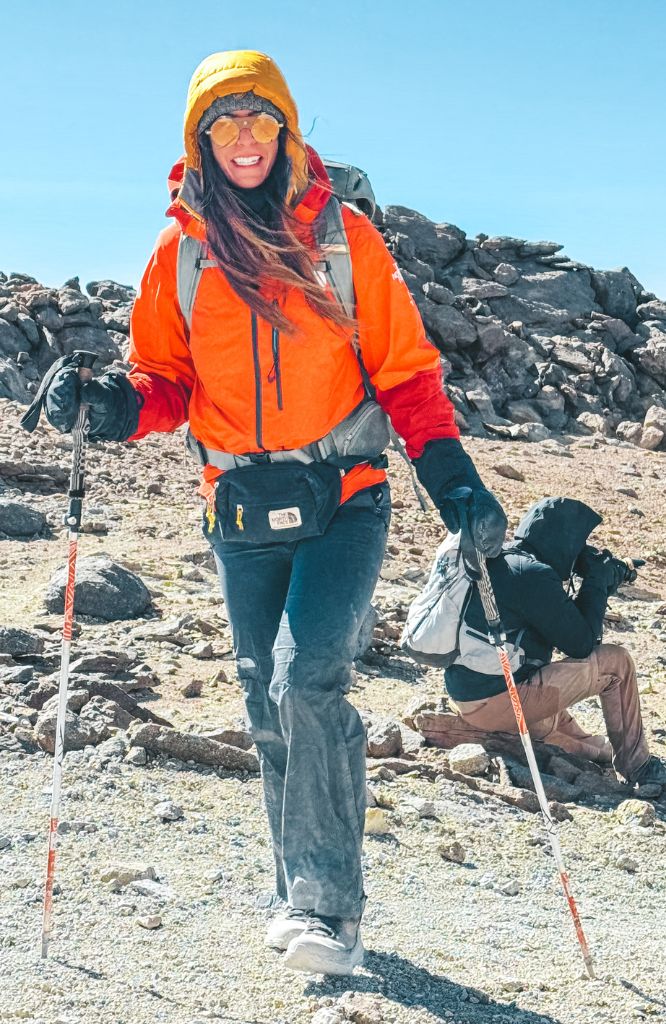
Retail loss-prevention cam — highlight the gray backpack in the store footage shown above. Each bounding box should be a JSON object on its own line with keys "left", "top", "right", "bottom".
{"left": 401, "top": 533, "right": 528, "bottom": 673}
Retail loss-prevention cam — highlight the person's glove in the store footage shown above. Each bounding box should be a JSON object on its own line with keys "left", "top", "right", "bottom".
{"left": 575, "top": 545, "right": 627, "bottom": 594}
{"left": 413, "top": 437, "right": 508, "bottom": 557}
{"left": 44, "top": 365, "right": 141, "bottom": 441}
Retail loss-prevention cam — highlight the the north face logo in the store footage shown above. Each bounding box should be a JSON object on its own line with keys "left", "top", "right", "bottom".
{"left": 269, "top": 507, "right": 303, "bottom": 530}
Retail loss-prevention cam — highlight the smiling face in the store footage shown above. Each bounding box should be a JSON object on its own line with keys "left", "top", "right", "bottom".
{"left": 210, "top": 109, "right": 280, "bottom": 188}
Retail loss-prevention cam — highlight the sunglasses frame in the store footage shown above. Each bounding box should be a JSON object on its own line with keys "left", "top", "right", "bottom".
{"left": 204, "top": 112, "right": 284, "bottom": 148}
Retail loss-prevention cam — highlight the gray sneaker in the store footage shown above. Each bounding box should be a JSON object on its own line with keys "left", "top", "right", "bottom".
{"left": 265, "top": 907, "right": 313, "bottom": 950}
{"left": 283, "top": 915, "right": 364, "bottom": 975}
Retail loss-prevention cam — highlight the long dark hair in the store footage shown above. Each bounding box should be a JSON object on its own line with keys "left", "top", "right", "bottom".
{"left": 199, "top": 130, "right": 354, "bottom": 334}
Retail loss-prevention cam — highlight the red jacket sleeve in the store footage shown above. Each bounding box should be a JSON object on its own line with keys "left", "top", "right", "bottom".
{"left": 344, "top": 207, "right": 459, "bottom": 460}
{"left": 126, "top": 224, "right": 195, "bottom": 440}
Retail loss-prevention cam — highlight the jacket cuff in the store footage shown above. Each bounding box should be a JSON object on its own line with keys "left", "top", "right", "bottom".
{"left": 413, "top": 437, "right": 484, "bottom": 509}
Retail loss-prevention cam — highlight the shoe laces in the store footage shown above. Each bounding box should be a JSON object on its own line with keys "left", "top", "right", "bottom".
{"left": 286, "top": 907, "right": 313, "bottom": 921}
{"left": 304, "top": 914, "right": 339, "bottom": 939}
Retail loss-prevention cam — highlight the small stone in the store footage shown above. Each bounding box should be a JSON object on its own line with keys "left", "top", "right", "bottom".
{"left": 500, "top": 978, "right": 527, "bottom": 993}
{"left": 615, "top": 799, "right": 656, "bottom": 827}
{"left": 154, "top": 800, "right": 184, "bottom": 822}
{"left": 640, "top": 426, "right": 664, "bottom": 451}
{"left": 180, "top": 679, "right": 203, "bottom": 698}
{"left": 338, "top": 990, "right": 386, "bottom": 1023}
{"left": 616, "top": 486, "right": 639, "bottom": 499}
{"left": 614, "top": 851, "right": 639, "bottom": 873}
{"left": 311, "top": 1009, "right": 346, "bottom": 1024}
{"left": 500, "top": 879, "right": 521, "bottom": 896}
{"left": 548, "top": 801, "right": 573, "bottom": 822}
{"left": 493, "top": 464, "right": 525, "bottom": 482}
{"left": 364, "top": 808, "right": 392, "bottom": 835}
{"left": 100, "top": 863, "right": 157, "bottom": 887}
{"left": 136, "top": 915, "right": 162, "bottom": 930}
{"left": 438, "top": 841, "right": 466, "bottom": 864}
{"left": 366, "top": 717, "right": 402, "bottom": 758}
{"left": 124, "top": 746, "right": 148, "bottom": 766}
{"left": 0, "top": 835, "right": 11, "bottom": 850}
{"left": 187, "top": 641, "right": 214, "bottom": 659}
{"left": 129, "top": 878, "right": 171, "bottom": 899}
{"left": 448, "top": 743, "right": 490, "bottom": 776}
{"left": 406, "top": 797, "right": 437, "bottom": 818}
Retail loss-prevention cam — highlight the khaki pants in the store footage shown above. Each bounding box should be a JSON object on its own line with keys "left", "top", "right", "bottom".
{"left": 454, "top": 644, "right": 649, "bottom": 781}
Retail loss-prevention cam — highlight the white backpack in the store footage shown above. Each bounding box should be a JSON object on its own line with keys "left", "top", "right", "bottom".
{"left": 401, "top": 533, "right": 527, "bottom": 674}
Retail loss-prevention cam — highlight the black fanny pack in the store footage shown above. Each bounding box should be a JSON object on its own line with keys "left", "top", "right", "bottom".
{"left": 214, "top": 461, "right": 342, "bottom": 544}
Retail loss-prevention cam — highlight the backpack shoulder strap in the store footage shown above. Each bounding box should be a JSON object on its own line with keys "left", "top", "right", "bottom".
{"left": 317, "top": 196, "right": 356, "bottom": 320}
{"left": 316, "top": 197, "right": 429, "bottom": 511}
{"left": 176, "top": 233, "right": 216, "bottom": 336}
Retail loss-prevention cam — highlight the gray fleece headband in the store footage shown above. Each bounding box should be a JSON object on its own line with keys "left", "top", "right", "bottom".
{"left": 198, "top": 92, "right": 285, "bottom": 135}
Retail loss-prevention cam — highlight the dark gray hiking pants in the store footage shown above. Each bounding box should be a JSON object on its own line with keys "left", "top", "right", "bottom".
{"left": 207, "top": 483, "right": 390, "bottom": 919}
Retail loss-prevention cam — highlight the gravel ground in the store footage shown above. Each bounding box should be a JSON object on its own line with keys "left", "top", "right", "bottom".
{"left": 1, "top": 399, "right": 665, "bottom": 1024}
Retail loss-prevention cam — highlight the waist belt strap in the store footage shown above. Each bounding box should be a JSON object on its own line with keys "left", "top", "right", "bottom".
{"left": 185, "top": 428, "right": 328, "bottom": 469}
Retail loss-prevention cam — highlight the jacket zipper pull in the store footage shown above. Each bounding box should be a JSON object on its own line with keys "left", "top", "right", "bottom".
{"left": 236, "top": 504, "right": 245, "bottom": 531}
{"left": 205, "top": 497, "right": 216, "bottom": 534}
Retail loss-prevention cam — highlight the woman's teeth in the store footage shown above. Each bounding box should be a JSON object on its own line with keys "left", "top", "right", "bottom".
{"left": 233, "top": 156, "right": 262, "bottom": 166}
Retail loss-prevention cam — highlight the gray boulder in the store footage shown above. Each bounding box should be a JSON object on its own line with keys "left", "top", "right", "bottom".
{"left": 34, "top": 707, "right": 100, "bottom": 754}
{"left": 0, "top": 318, "right": 25, "bottom": 355}
{"left": 0, "top": 626, "right": 44, "bottom": 657}
{"left": 421, "top": 302, "right": 477, "bottom": 349}
{"left": 129, "top": 722, "right": 259, "bottom": 772}
{"left": 57, "top": 326, "right": 123, "bottom": 364}
{"left": 637, "top": 299, "right": 666, "bottom": 322}
{"left": 591, "top": 269, "right": 638, "bottom": 323}
{"left": 44, "top": 556, "right": 151, "bottom": 620}
{"left": 0, "top": 499, "right": 46, "bottom": 538}
{"left": 512, "top": 269, "right": 598, "bottom": 317}
{"left": 633, "top": 332, "right": 666, "bottom": 387}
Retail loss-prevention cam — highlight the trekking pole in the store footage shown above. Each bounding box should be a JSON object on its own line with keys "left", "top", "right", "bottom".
{"left": 37, "top": 350, "right": 97, "bottom": 959}
{"left": 452, "top": 488, "right": 595, "bottom": 980}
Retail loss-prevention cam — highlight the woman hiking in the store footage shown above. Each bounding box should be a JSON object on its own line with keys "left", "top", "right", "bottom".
{"left": 37, "top": 50, "right": 506, "bottom": 975}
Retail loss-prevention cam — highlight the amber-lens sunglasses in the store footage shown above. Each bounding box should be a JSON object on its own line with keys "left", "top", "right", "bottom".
{"left": 205, "top": 113, "right": 284, "bottom": 148}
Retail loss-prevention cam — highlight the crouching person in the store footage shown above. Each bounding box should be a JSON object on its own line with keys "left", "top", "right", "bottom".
{"left": 447, "top": 497, "right": 666, "bottom": 789}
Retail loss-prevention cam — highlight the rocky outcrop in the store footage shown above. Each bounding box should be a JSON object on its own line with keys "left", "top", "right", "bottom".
{"left": 0, "top": 273, "right": 134, "bottom": 404}
{"left": 2, "top": 214, "right": 665, "bottom": 449}
{"left": 379, "top": 207, "right": 666, "bottom": 449}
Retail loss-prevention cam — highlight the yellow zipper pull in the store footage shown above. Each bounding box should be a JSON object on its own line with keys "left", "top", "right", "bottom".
{"left": 205, "top": 493, "right": 216, "bottom": 533}
{"left": 236, "top": 504, "right": 244, "bottom": 531}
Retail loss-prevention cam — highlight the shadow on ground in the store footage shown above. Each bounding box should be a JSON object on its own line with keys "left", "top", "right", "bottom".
{"left": 305, "top": 948, "right": 564, "bottom": 1023}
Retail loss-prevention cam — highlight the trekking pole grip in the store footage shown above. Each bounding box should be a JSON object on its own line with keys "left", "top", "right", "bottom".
{"left": 72, "top": 349, "right": 97, "bottom": 384}
{"left": 65, "top": 351, "right": 97, "bottom": 531}
{"left": 448, "top": 486, "right": 480, "bottom": 577}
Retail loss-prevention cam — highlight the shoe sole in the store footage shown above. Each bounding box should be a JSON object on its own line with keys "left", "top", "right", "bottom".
{"left": 265, "top": 924, "right": 309, "bottom": 951}
{"left": 283, "top": 937, "right": 364, "bottom": 976}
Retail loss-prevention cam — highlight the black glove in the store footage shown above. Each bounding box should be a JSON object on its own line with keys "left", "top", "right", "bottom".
{"left": 575, "top": 545, "right": 626, "bottom": 595}
{"left": 413, "top": 438, "right": 508, "bottom": 557}
{"left": 44, "top": 366, "right": 141, "bottom": 441}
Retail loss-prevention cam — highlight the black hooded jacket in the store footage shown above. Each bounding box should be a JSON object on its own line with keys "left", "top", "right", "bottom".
{"left": 445, "top": 497, "right": 609, "bottom": 702}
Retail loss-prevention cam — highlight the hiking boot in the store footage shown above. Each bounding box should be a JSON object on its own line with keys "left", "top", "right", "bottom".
{"left": 283, "top": 915, "right": 364, "bottom": 975}
{"left": 631, "top": 755, "right": 666, "bottom": 789}
{"left": 265, "top": 907, "right": 313, "bottom": 951}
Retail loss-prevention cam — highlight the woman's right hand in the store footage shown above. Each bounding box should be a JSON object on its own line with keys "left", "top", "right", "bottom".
{"left": 45, "top": 366, "right": 142, "bottom": 441}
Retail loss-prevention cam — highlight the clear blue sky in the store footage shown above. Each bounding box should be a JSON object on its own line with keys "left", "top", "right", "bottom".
{"left": 2, "top": 0, "right": 665, "bottom": 297}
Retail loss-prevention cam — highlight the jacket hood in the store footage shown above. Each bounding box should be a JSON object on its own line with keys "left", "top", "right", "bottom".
{"left": 183, "top": 50, "right": 308, "bottom": 202}
{"left": 166, "top": 144, "right": 333, "bottom": 233}
{"left": 511, "top": 497, "right": 602, "bottom": 580}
